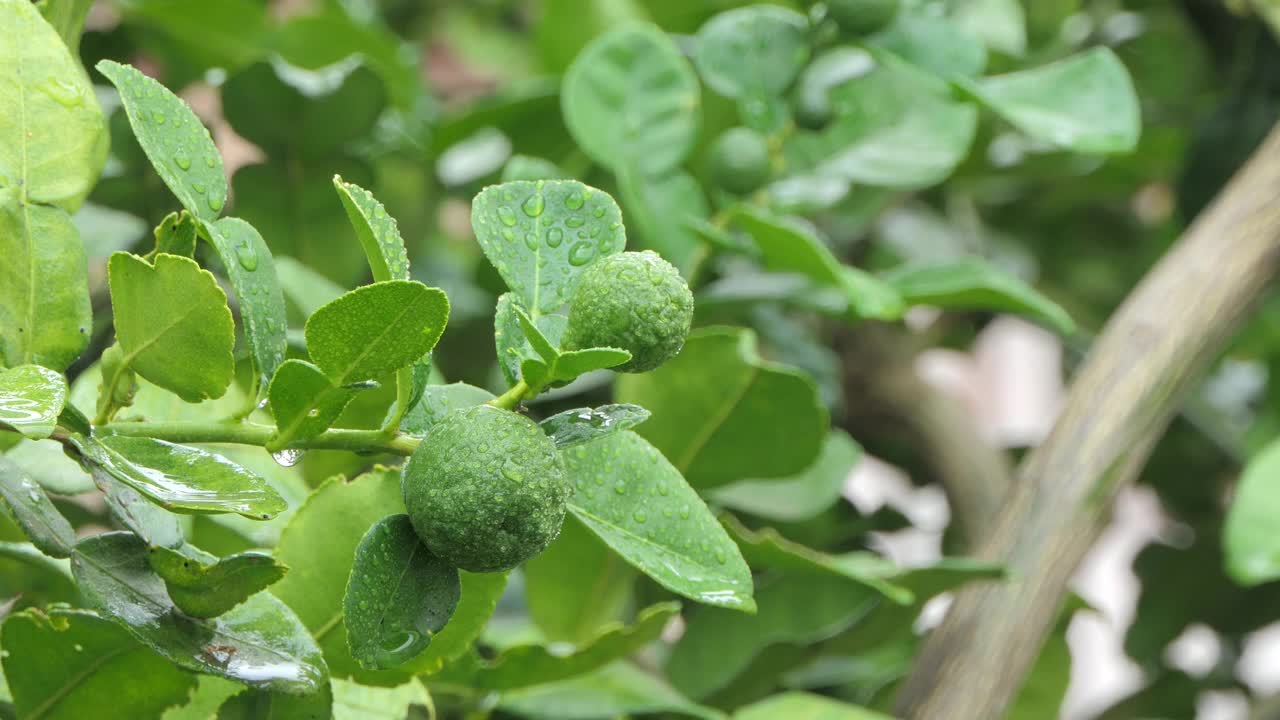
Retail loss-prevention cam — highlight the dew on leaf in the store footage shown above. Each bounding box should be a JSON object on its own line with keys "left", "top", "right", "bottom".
{"left": 523, "top": 233, "right": 539, "bottom": 251}
{"left": 208, "top": 194, "right": 225, "bottom": 213}
{"left": 522, "top": 193, "right": 545, "bottom": 217}
{"left": 174, "top": 154, "right": 191, "bottom": 171}
{"left": 568, "top": 242, "right": 595, "bottom": 266}
{"left": 565, "top": 216, "right": 585, "bottom": 229}
{"left": 497, "top": 206, "right": 518, "bottom": 227}
{"left": 633, "top": 510, "right": 647, "bottom": 524}
{"left": 565, "top": 191, "right": 585, "bottom": 210}
{"left": 547, "top": 227, "right": 564, "bottom": 247}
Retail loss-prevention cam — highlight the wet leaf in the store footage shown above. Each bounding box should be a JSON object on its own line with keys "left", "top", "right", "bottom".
{"left": 961, "top": 47, "right": 1139, "bottom": 154}
{"left": 95, "top": 60, "right": 228, "bottom": 221}
{"left": 107, "top": 252, "right": 235, "bottom": 403}
{"left": 304, "top": 281, "right": 449, "bottom": 385}
{"left": 0, "top": 365, "right": 65, "bottom": 439}
{"left": 343, "top": 514, "right": 461, "bottom": 670}
{"left": 472, "top": 181, "right": 627, "bottom": 317}
{"left": 617, "top": 327, "right": 827, "bottom": 488}
{"left": 333, "top": 177, "right": 410, "bottom": 283}
{"left": 2, "top": 607, "right": 196, "bottom": 720}
{"left": 562, "top": 25, "right": 700, "bottom": 175}
{"left": 216, "top": 682, "right": 332, "bottom": 719}
{"left": 203, "top": 217, "right": 289, "bottom": 392}
{"left": 712, "top": 430, "right": 860, "bottom": 523}
{"left": 72, "top": 532, "right": 328, "bottom": 695}
{"left": 525, "top": 514, "right": 636, "bottom": 644}
{"left": 541, "top": 404, "right": 651, "bottom": 448}
{"left": 148, "top": 545, "right": 288, "bottom": 618}
{"left": 498, "top": 662, "right": 724, "bottom": 720}
{"left": 267, "top": 360, "right": 361, "bottom": 451}
{"left": 563, "top": 431, "right": 755, "bottom": 612}
{"left": 332, "top": 678, "right": 431, "bottom": 720}
{"left": 0, "top": 455, "right": 76, "bottom": 557}
{"left": 86, "top": 460, "right": 185, "bottom": 548}
{"left": 883, "top": 257, "right": 1075, "bottom": 335}
{"left": 495, "top": 293, "right": 565, "bottom": 388}
{"left": 4, "top": 438, "right": 94, "bottom": 495}
{"left": 72, "top": 434, "right": 288, "bottom": 519}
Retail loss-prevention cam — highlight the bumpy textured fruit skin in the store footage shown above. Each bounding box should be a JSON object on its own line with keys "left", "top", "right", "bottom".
{"left": 708, "top": 127, "right": 771, "bottom": 195}
{"left": 563, "top": 251, "right": 694, "bottom": 373}
{"left": 825, "top": 0, "right": 900, "bottom": 36}
{"left": 402, "top": 405, "right": 568, "bottom": 573}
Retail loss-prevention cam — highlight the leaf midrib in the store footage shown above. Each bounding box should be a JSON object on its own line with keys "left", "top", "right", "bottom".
{"left": 674, "top": 361, "right": 758, "bottom": 473}
{"left": 567, "top": 505, "right": 740, "bottom": 589}
{"left": 26, "top": 643, "right": 134, "bottom": 720}
{"left": 329, "top": 290, "right": 429, "bottom": 386}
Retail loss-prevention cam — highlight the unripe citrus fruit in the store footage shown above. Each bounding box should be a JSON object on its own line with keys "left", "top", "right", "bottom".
{"left": 708, "top": 127, "right": 771, "bottom": 195}
{"left": 825, "top": 0, "right": 899, "bottom": 36}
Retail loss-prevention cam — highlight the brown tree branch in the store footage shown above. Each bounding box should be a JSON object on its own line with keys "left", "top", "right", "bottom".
{"left": 838, "top": 324, "right": 1012, "bottom": 546}
{"left": 894, "top": 121, "right": 1280, "bottom": 719}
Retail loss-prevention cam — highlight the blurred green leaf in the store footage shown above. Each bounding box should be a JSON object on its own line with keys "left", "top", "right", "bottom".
{"left": 498, "top": 662, "right": 724, "bottom": 720}
{"left": 617, "top": 169, "right": 708, "bottom": 275}
{"left": 216, "top": 682, "right": 331, "bottom": 719}
{"left": 4, "top": 439, "right": 94, "bottom": 495}
{"left": 332, "top": 678, "right": 431, "bottom": 720}
{"left": 869, "top": 10, "right": 987, "bottom": 79}
{"left": 562, "top": 25, "right": 700, "bottom": 175}
{"left": 1225, "top": 439, "right": 1280, "bottom": 585}
{"left": 524, "top": 514, "right": 636, "bottom": 644}
{"left": 618, "top": 327, "right": 827, "bottom": 487}
{"left": 882, "top": 257, "right": 1075, "bottom": 334}
{"left": 563, "top": 431, "right": 756, "bottom": 612}
{"left": 72, "top": 532, "right": 327, "bottom": 694}
{"left": 343, "top": 514, "right": 460, "bottom": 671}
{"left": 734, "top": 692, "right": 891, "bottom": 719}
{"left": 713, "top": 430, "right": 860, "bottom": 523}
{"left": 952, "top": 0, "right": 1026, "bottom": 57}
{"left": 0, "top": 455, "right": 75, "bottom": 558}
{"left": 694, "top": 5, "right": 809, "bottom": 130}
{"left": 2, "top": 607, "right": 196, "bottom": 720}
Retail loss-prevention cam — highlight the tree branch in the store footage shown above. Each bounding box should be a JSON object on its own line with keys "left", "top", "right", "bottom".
{"left": 838, "top": 324, "right": 1012, "bottom": 546}
{"left": 894, "top": 121, "right": 1280, "bottom": 719}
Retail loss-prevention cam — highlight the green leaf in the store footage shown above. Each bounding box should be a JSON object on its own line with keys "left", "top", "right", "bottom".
{"left": 564, "top": 431, "right": 755, "bottom": 612}
{"left": 153, "top": 210, "right": 197, "bottom": 257}
{"left": 953, "top": 0, "right": 1026, "bottom": 57}
{"left": 541, "top": 404, "right": 651, "bottom": 449}
{"left": 694, "top": 6, "right": 809, "bottom": 101}
{"left": 712, "top": 430, "right": 860, "bottom": 523}
{"left": 85, "top": 460, "right": 185, "bottom": 548}
{"left": 502, "top": 154, "right": 569, "bottom": 182}
{"left": 274, "top": 257, "right": 346, "bottom": 319}
{"left": 0, "top": 365, "right": 65, "bottom": 439}
{"left": 266, "top": 360, "right": 360, "bottom": 451}
{"left": 527, "top": 348, "right": 632, "bottom": 390}
{"left": 495, "top": 293, "right": 566, "bottom": 388}
{"left": 72, "top": 434, "right": 288, "bottom": 519}
{"left": 72, "top": 532, "right": 328, "bottom": 695}
{"left": 785, "top": 58, "right": 977, "bottom": 189}
{"left": 616, "top": 169, "right": 708, "bottom": 276}
{"left": 882, "top": 257, "right": 1075, "bottom": 334}
{"left": 332, "top": 678, "right": 431, "bottom": 720}
{"left": 203, "top": 217, "right": 289, "bottom": 391}
{"left": 1009, "top": 623, "right": 1071, "bottom": 720}
{"left": 400, "top": 383, "right": 494, "bottom": 437}
{"left": 562, "top": 24, "right": 701, "bottom": 175}
{"left": 731, "top": 207, "right": 905, "bottom": 322}
{"left": 514, "top": 304, "right": 559, "bottom": 363}
{"left": 498, "top": 662, "right": 724, "bottom": 720}
{"left": 0, "top": 455, "right": 75, "bottom": 558}
{"left": 524, "top": 514, "right": 636, "bottom": 644}
{"left": 471, "top": 181, "right": 627, "bottom": 317}
{"left": 0, "top": 0, "right": 106, "bottom": 211}
{"left": 667, "top": 573, "right": 880, "bottom": 699}
{"left": 2, "top": 608, "right": 197, "bottom": 720}
{"left": 305, "top": 281, "right": 449, "bottom": 386}
{"left": 107, "top": 252, "right": 235, "bottom": 403}
{"left": 0, "top": 204, "right": 92, "bottom": 371}
{"left": 617, "top": 327, "right": 827, "bottom": 488}
{"left": 961, "top": 47, "right": 1140, "bottom": 154}
{"left": 332, "top": 177, "right": 410, "bottom": 283}
{"left": 148, "top": 545, "right": 288, "bottom": 618}
{"left": 95, "top": 60, "right": 229, "bottom": 221}
{"left": 733, "top": 692, "right": 892, "bottom": 719}
{"left": 216, "top": 684, "right": 331, "bottom": 720}
{"left": 4, "top": 438, "right": 94, "bottom": 495}
{"left": 162, "top": 677, "right": 244, "bottom": 720}
{"left": 869, "top": 11, "right": 987, "bottom": 79}
{"left": 344, "top": 514, "right": 461, "bottom": 670}
{"left": 35, "top": 0, "right": 95, "bottom": 49}
{"left": 447, "top": 602, "right": 680, "bottom": 691}
{"left": 1225, "top": 439, "right": 1280, "bottom": 585}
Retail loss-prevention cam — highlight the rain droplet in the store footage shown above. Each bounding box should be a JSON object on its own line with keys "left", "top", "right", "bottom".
{"left": 272, "top": 448, "right": 302, "bottom": 467}
{"left": 565, "top": 216, "right": 585, "bottom": 229}
{"left": 592, "top": 206, "right": 605, "bottom": 218}
{"left": 546, "top": 227, "right": 564, "bottom": 248}
{"left": 374, "top": 630, "right": 424, "bottom": 668}
{"left": 234, "top": 236, "right": 258, "bottom": 271}
{"left": 679, "top": 505, "right": 690, "bottom": 519}
{"left": 204, "top": 155, "right": 218, "bottom": 169}
{"left": 565, "top": 191, "right": 584, "bottom": 210}
{"left": 568, "top": 242, "right": 594, "bottom": 266}
{"left": 657, "top": 484, "right": 669, "bottom": 496}
{"left": 193, "top": 182, "right": 207, "bottom": 194}
{"left": 208, "top": 194, "right": 224, "bottom": 213}
{"left": 523, "top": 233, "right": 538, "bottom": 251}
{"left": 521, "top": 193, "right": 545, "bottom": 217}
{"left": 151, "top": 110, "right": 166, "bottom": 125}
{"left": 39, "top": 77, "right": 83, "bottom": 107}
{"left": 715, "top": 551, "right": 727, "bottom": 565}
{"left": 174, "top": 154, "right": 191, "bottom": 171}
{"left": 497, "top": 206, "right": 518, "bottom": 227}
{"left": 502, "top": 228, "right": 515, "bottom": 242}
{"left": 633, "top": 510, "right": 647, "bottom": 524}
{"left": 614, "top": 482, "right": 626, "bottom": 495}
{"left": 501, "top": 459, "right": 525, "bottom": 484}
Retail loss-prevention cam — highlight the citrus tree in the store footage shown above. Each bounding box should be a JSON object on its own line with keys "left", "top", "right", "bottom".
{"left": 4, "top": 0, "right": 1280, "bottom": 718}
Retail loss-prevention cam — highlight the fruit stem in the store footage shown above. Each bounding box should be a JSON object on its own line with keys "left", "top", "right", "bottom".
{"left": 93, "top": 421, "right": 421, "bottom": 456}
{"left": 488, "top": 380, "right": 531, "bottom": 410}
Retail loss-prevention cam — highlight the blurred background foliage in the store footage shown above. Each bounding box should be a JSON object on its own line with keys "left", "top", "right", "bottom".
{"left": 9, "top": 0, "right": 1280, "bottom": 718}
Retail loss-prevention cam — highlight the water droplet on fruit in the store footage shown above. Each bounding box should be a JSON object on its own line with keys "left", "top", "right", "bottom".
{"left": 568, "top": 242, "right": 594, "bottom": 266}
{"left": 501, "top": 459, "right": 525, "bottom": 483}
{"left": 497, "top": 206, "right": 518, "bottom": 227}
{"left": 174, "top": 154, "right": 191, "bottom": 171}
{"left": 521, "top": 193, "right": 545, "bottom": 217}
{"left": 565, "top": 191, "right": 584, "bottom": 210}
{"left": 271, "top": 448, "right": 302, "bottom": 467}
{"left": 546, "top": 228, "right": 563, "bottom": 248}
{"left": 234, "top": 236, "right": 258, "bottom": 271}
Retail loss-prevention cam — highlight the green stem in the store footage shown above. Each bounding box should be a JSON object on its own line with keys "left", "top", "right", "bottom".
{"left": 488, "top": 380, "right": 531, "bottom": 410}
{"left": 97, "top": 421, "right": 420, "bottom": 456}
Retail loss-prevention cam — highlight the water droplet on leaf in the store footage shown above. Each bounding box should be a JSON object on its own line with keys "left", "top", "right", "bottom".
{"left": 497, "top": 206, "right": 518, "bottom": 227}
{"left": 271, "top": 448, "right": 302, "bottom": 467}
{"left": 174, "top": 155, "right": 191, "bottom": 171}
{"left": 547, "top": 227, "right": 563, "bottom": 247}
{"left": 568, "top": 242, "right": 594, "bottom": 266}
{"left": 522, "top": 193, "right": 545, "bottom": 217}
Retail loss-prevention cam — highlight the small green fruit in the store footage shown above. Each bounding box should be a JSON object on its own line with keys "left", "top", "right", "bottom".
{"left": 709, "top": 127, "right": 772, "bottom": 195}
{"left": 402, "top": 405, "right": 568, "bottom": 573}
{"left": 824, "top": 0, "right": 899, "bottom": 36}
{"left": 792, "top": 85, "right": 833, "bottom": 130}
{"left": 564, "top": 251, "right": 694, "bottom": 373}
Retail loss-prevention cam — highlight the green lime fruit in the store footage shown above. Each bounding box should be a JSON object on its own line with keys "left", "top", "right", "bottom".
{"left": 709, "top": 126, "right": 771, "bottom": 195}
{"left": 402, "top": 405, "right": 568, "bottom": 573}
{"left": 563, "top": 251, "right": 694, "bottom": 373}
{"left": 825, "top": 0, "right": 899, "bottom": 36}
